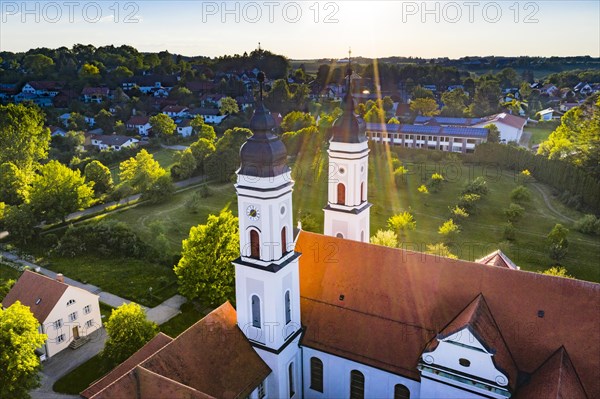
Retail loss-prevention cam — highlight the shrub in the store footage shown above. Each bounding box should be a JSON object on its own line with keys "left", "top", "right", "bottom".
{"left": 541, "top": 266, "right": 573, "bottom": 278}
{"left": 438, "top": 219, "right": 460, "bottom": 243}
{"left": 450, "top": 205, "right": 469, "bottom": 219}
{"left": 462, "top": 177, "right": 489, "bottom": 196}
{"left": 458, "top": 193, "right": 481, "bottom": 213}
{"left": 510, "top": 186, "right": 531, "bottom": 204}
{"left": 503, "top": 222, "right": 516, "bottom": 241}
{"left": 504, "top": 203, "right": 525, "bottom": 222}
{"left": 427, "top": 173, "right": 444, "bottom": 192}
{"left": 393, "top": 166, "right": 409, "bottom": 186}
{"left": 388, "top": 212, "right": 416, "bottom": 234}
{"left": 573, "top": 214, "right": 600, "bottom": 235}
{"left": 425, "top": 243, "right": 458, "bottom": 259}
{"left": 370, "top": 230, "right": 398, "bottom": 248}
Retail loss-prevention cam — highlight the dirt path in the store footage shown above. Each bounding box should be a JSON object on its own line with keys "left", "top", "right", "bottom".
{"left": 531, "top": 183, "right": 576, "bottom": 223}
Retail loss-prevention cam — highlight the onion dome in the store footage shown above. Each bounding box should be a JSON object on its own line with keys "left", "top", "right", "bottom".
{"left": 331, "top": 64, "right": 367, "bottom": 143}
{"left": 239, "top": 72, "right": 290, "bottom": 178}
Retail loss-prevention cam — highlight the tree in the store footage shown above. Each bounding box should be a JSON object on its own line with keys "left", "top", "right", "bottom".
{"left": 410, "top": 98, "right": 440, "bottom": 116}
{"left": 103, "top": 303, "right": 158, "bottom": 365}
{"left": 387, "top": 212, "right": 416, "bottom": 235}
{"left": 470, "top": 79, "right": 501, "bottom": 116}
{"left": 67, "top": 112, "right": 87, "bottom": 131}
{"left": 425, "top": 243, "right": 458, "bottom": 259}
{"left": 29, "top": 161, "right": 94, "bottom": 223}
{"left": 79, "top": 63, "right": 100, "bottom": 80}
{"left": 485, "top": 124, "right": 500, "bottom": 143}
{"left": 438, "top": 219, "right": 460, "bottom": 243}
{"left": 547, "top": 224, "right": 569, "bottom": 262}
{"left": 95, "top": 109, "right": 115, "bottom": 133}
{"left": 189, "top": 138, "right": 216, "bottom": 174}
{"left": 173, "top": 148, "right": 197, "bottom": 180}
{"left": 541, "top": 266, "right": 573, "bottom": 279}
{"left": 281, "top": 111, "right": 315, "bottom": 133}
{"left": 174, "top": 210, "right": 239, "bottom": 305}
{"left": 220, "top": 97, "right": 240, "bottom": 115}
{"left": 510, "top": 186, "right": 531, "bottom": 204}
{"left": 0, "top": 301, "right": 47, "bottom": 399}
{"left": 149, "top": 113, "right": 176, "bottom": 138}
{"left": 388, "top": 117, "right": 400, "bottom": 124}
{"left": 370, "top": 230, "right": 398, "bottom": 248}
{"left": 190, "top": 116, "right": 217, "bottom": 141}
{"left": 113, "top": 66, "right": 133, "bottom": 80}
{"left": 441, "top": 88, "right": 469, "bottom": 116}
{"left": 364, "top": 105, "right": 386, "bottom": 123}
{"left": 23, "top": 54, "right": 54, "bottom": 75}
{"left": 84, "top": 160, "right": 114, "bottom": 195}
{"left": 0, "top": 162, "right": 29, "bottom": 205}
{"left": 206, "top": 128, "right": 252, "bottom": 182}
{"left": 382, "top": 96, "right": 394, "bottom": 114}
{"left": 2, "top": 205, "right": 37, "bottom": 245}
{"left": 411, "top": 85, "right": 435, "bottom": 99}
{"left": 504, "top": 203, "right": 525, "bottom": 222}
{"left": 119, "top": 149, "right": 167, "bottom": 194}
{"left": 0, "top": 104, "right": 51, "bottom": 172}
{"left": 142, "top": 174, "right": 175, "bottom": 204}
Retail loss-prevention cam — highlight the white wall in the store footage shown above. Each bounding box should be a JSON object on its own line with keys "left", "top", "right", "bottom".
{"left": 42, "top": 286, "right": 102, "bottom": 357}
{"left": 302, "top": 347, "right": 420, "bottom": 399}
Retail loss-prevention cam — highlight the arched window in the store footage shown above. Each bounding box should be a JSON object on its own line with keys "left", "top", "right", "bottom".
{"left": 349, "top": 370, "right": 364, "bottom": 399}
{"left": 285, "top": 290, "right": 291, "bottom": 324}
{"left": 337, "top": 183, "right": 346, "bottom": 205}
{"left": 394, "top": 384, "right": 410, "bottom": 399}
{"left": 281, "top": 226, "right": 288, "bottom": 255}
{"left": 251, "top": 295, "right": 261, "bottom": 328}
{"left": 360, "top": 182, "right": 365, "bottom": 202}
{"left": 250, "top": 230, "right": 260, "bottom": 259}
{"left": 310, "top": 357, "right": 324, "bottom": 392}
{"left": 336, "top": 233, "right": 344, "bottom": 239}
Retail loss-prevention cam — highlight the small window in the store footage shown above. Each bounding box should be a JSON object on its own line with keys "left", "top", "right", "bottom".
{"left": 337, "top": 183, "right": 346, "bottom": 205}
{"left": 251, "top": 295, "right": 261, "bottom": 328}
{"left": 250, "top": 230, "right": 260, "bottom": 259}
{"left": 54, "top": 319, "right": 63, "bottom": 329}
{"left": 68, "top": 312, "right": 78, "bottom": 322}
{"left": 83, "top": 305, "right": 91, "bottom": 314}
{"left": 281, "top": 226, "right": 288, "bottom": 255}
{"left": 310, "top": 357, "right": 324, "bottom": 392}
{"left": 459, "top": 358, "right": 471, "bottom": 367}
{"left": 394, "top": 384, "right": 410, "bottom": 399}
{"left": 85, "top": 320, "right": 94, "bottom": 329}
{"left": 285, "top": 291, "right": 292, "bottom": 325}
{"left": 66, "top": 299, "right": 76, "bottom": 306}
{"left": 288, "top": 362, "right": 295, "bottom": 398}
{"left": 257, "top": 381, "right": 266, "bottom": 399}
{"left": 57, "top": 334, "right": 65, "bottom": 343}
{"left": 336, "top": 233, "right": 344, "bottom": 239}
{"left": 350, "top": 370, "right": 365, "bottom": 399}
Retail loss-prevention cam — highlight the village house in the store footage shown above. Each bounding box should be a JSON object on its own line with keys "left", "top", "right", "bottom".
{"left": 188, "top": 107, "right": 227, "bottom": 125}
{"left": 125, "top": 115, "right": 152, "bottom": 136}
{"left": 90, "top": 134, "right": 139, "bottom": 151}
{"left": 162, "top": 105, "right": 189, "bottom": 118}
{"left": 3, "top": 271, "right": 102, "bottom": 360}
{"left": 176, "top": 118, "right": 193, "bottom": 137}
{"left": 81, "top": 87, "right": 110, "bottom": 103}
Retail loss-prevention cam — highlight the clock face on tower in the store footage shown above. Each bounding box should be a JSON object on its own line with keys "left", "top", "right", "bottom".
{"left": 246, "top": 205, "right": 260, "bottom": 221}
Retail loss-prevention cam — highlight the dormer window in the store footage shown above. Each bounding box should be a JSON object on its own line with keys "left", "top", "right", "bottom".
{"left": 67, "top": 299, "right": 76, "bottom": 306}
{"left": 459, "top": 358, "right": 471, "bottom": 367}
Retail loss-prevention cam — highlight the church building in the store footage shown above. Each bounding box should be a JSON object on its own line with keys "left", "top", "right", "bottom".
{"left": 83, "top": 71, "right": 599, "bottom": 399}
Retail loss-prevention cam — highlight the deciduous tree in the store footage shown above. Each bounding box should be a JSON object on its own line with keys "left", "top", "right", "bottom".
{"left": 370, "top": 230, "right": 398, "bottom": 248}
{"left": 174, "top": 210, "right": 239, "bottom": 305}
{"left": 149, "top": 113, "right": 176, "bottom": 138}
{"left": 103, "top": 303, "right": 158, "bottom": 365}
{"left": 410, "top": 98, "right": 440, "bottom": 116}
{"left": 84, "top": 160, "right": 114, "bottom": 195}
{"left": 119, "top": 149, "right": 167, "bottom": 194}
{"left": 0, "top": 301, "right": 47, "bottom": 399}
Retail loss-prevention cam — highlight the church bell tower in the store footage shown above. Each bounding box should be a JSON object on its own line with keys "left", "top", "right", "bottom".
{"left": 323, "top": 58, "right": 371, "bottom": 242}
{"left": 233, "top": 72, "right": 303, "bottom": 398}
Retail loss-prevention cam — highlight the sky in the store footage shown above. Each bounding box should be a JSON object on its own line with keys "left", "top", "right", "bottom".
{"left": 1, "top": 1, "right": 599, "bottom": 59}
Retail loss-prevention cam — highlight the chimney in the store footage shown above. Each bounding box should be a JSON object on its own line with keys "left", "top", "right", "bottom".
{"left": 56, "top": 273, "right": 64, "bottom": 283}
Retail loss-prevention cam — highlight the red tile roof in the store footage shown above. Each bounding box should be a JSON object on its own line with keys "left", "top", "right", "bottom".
{"left": 126, "top": 116, "right": 150, "bottom": 126}
{"left": 162, "top": 105, "right": 188, "bottom": 113}
{"left": 295, "top": 231, "right": 600, "bottom": 396}
{"left": 2, "top": 270, "right": 68, "bottom": 323}
{"left": 81, "top": 333, "right": 173, "bottom": 398}
{"left": 28, "top": 81, "right": 63, "bottom": 91}
{"left": 514, "top": 347, "right": 588, "bottom": 399}
{"left": 82, "top": 87, "right": 110, "bottom": 96}
{"left": 424, "top": 294, "right": 518, "bottom": 390}
{"left": 86, "top": 302, "right": 270, "bottom": 399}
{"left": 485, "top": 113, "right": 527, "bottom": 129}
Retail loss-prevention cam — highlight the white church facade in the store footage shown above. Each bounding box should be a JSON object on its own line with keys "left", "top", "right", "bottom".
{"left": 83, "top": 70, "right": 599, "bottom": 399}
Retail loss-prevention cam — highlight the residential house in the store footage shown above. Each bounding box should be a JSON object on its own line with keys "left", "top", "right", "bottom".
{"left": 200, "top": 93, "right": 227, "bottom": 108}
{"left": 236, "top": 94, "right": 254, "bottom": 111}
{"left": 3, "top": 270, "right": 102, "bottom": 359}
{"left": 189, "top": 107, "right": 227, "bottom": 124}
{"left": 537, "top": 108, "right": 556, "bottom": 121}
{"left": 574, "top": 82, "right": 595, "bottom": 96}
{"left": 126, "top": 116, "right": 152, "bottom": 136}
{"left": 0, "top": 83, "right": 18, "bottom": 102}
{"left": 559, "top": 102, "right": 580, "bottom": 112}
{"left": 473, "top": 113, "right": 527, "bottom": 142}
{"left": 162, "top": 105, "right": 189, "bottom": 118}
{"left": 81, "top": 87, "right": 110, "bottom": 103}
{"left": 176, "top": 118, "right": 193, "bottom": 137}
{"left": 184, "top": 80, "right": 216, "bottom": 95}
{"left": 48, "top": 126, "right": 67, "bottom": 137}
{"left": 20, "top": 81, "right": 63, "bottom": 97}
{"left": 540, "top": 84, "right": 559, "bottom": 97}
{"left": 121, "top": 76, "right": 178, "bottom": 95}
{"left": 90, "top": 134, "right": 139, "bottom": 151}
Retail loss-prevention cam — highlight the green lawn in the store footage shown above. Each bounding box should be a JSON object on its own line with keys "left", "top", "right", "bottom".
{"left": 524, "top": 125, "right": 556, "bottom": 147}
{"left": 42, "top": 255, "right": 178, "bottom": 307}
{"left": 0, "top": 262, "right": 22, "bottom": 283}
{"left": 159, "top": 301, "right": 210, "bottom": 338}
{"left": 53, "top": 354, "right": 113, "bottom": 395}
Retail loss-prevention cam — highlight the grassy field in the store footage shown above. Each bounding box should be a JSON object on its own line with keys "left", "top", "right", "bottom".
{"left": 0, "top": 262, "right": 22, "bottom": 283}
{"left": 159, "top": 301, "right": 211, "bottom": 338}
{"left": 524, "top": 124, "right": 557, "bottom": 148}
{"left": 43, "top": 255, "right": 178, "bottom": 307}
{"left": 53, "top": 354, "right": 112, "bottom": 395}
